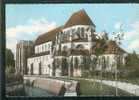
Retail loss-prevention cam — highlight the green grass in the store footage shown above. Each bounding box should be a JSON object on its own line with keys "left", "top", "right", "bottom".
{"left": 53, "top": 76, "right": 134, "bottom": 96}
{"left": 71, "top": 78, "right": 134, "bottom": 96}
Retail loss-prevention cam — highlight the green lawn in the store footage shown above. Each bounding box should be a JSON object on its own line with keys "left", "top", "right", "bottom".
{"left": 51, "top": 76, "right": 134, "bottom": 96}
{"left": 38, "top": 76, "right": 135, "bottom": 96}
{"left": 71, "top": 78, "right": 134, "bottom": 96}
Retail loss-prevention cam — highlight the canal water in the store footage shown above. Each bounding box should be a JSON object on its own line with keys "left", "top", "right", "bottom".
{"left": 24, "top": 86, "right": 56, "bottom": 96}
{"left": 8, "top": 85, "right": 56, "bottom": 97}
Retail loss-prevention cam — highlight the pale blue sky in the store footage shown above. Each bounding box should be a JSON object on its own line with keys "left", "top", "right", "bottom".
{"left": 6, "top": 4, "right": 139, "bottom": 55}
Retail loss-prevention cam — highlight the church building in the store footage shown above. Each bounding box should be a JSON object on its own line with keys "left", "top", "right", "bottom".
{"left": 27, "top": 9, "right": 127, "bottom": 77}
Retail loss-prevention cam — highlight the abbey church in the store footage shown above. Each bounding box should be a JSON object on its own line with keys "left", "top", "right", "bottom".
{"left": 16, "top": 9, "right": 127, "bottom": 77}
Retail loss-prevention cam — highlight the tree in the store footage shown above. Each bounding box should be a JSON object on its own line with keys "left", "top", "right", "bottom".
{"left": 101, "top": 30, "right": 109, "bottom": 41}
{"left": 6, "top": 48, "right": 15, "bottom": 74}
{"left": 125, "top": 51, "right": 139, "bottom": 78}
{"left": 112, "top": 24, "right": 124, "bottom": 96}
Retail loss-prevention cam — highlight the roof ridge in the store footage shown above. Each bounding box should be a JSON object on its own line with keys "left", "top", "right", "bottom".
{"left": 64, "top": 9, "right": 95, "bottom": 28}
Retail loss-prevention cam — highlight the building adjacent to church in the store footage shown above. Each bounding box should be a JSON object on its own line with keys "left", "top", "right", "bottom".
{"left": 15, "top": 40, "right": 34, "bottom": 75}
{"left": 16, "top": 9, "right": 127, "bottom": 77}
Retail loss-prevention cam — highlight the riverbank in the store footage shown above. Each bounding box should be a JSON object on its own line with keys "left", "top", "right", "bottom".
{"left": 6, "top": 75, "right": 136, "bottom": 96}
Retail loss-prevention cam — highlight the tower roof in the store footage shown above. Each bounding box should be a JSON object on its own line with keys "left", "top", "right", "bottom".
{"left": 64, "top": 9, "right": 96, "bottom": 28}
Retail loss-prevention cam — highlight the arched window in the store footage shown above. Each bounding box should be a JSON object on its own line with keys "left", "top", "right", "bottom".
{"left": 76, "top": 44, "right": 84, "bottom": 50}
{"left": 63, "top": 46, "right": 68, "bottom": 51}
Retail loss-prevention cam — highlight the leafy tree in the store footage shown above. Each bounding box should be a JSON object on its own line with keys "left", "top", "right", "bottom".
{"left": 124, "top": 51, "right": 139, "bottom": 78}
{"left": 101, "top": 30, "right": 109, "bottom": 40}
{"left": 6, "top": 48, "right": 15, "bottom": 74}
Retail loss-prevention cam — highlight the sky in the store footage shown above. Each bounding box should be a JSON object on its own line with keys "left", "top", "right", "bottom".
{"left": 6, "top": 4, "right": 139, "bottom": 57}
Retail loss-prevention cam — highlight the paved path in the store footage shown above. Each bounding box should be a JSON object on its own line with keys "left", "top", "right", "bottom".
{"left": 83, "top": 78, "right": 139, "bottom": 96}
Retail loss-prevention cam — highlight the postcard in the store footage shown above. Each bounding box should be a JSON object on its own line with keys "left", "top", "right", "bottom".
{"left": 4, "top": 4, "right": 139, "bottom": 97}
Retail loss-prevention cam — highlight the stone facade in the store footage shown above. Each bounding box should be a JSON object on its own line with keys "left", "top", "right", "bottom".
{"left": 15, "top": 40, "right": 33, "bottom": 75}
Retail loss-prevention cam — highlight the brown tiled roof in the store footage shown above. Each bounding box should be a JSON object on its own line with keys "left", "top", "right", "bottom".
{"left": 61, "top": 38, "right": 89, "bottom": 43}
{"left": 64, "top": 9, "right": 95, "bottom": 28}
{"left": 34, "top": 9, "right": 95, "bottom": 45}
{"left": 35, "top": 26, "right": 62, "bottom": 45}
{"left": 28, "top": 51, "right": 50, "bottom": 58}
{"left": 71, "top": 49, "right": 90, "bottom": 56}
{"left": 91, "top": 40, "right": 126, "bottom": 54}
{"left": 104, "top": 41, "right": 126, "bottom": 54}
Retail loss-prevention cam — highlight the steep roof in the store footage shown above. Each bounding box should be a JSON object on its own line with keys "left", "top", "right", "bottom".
{"left": 91, "top": 40, "right": 126, "bottom": 54}
{"left": 35, "top": 26, "right": 62, "bottom": 45}
{"left": 64, "top": 9, "right": 95, "bottom": 28}
{"left": 28, "top": 51, "right": 50, "bottom": 58}
{"left": 35, "top": 10, "right": 96, "bottom": 46}
{"left": 104, "top": 40, "right": 126, "bottom": 54}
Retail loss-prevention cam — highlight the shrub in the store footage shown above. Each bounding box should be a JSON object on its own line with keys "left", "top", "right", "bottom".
{"left": 6, "top": 73, "right": 23, "bottom": 84}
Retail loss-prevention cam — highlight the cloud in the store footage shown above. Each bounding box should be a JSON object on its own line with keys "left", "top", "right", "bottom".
{"left": 114, "top": 22, "right": 123, "bottom": 30}
{"left": 128, "top": 39, "right": 139, "bottom": 49}
{"left": 6, "top": 18, "right": 57, "bottom": 56}
{"left": 123, "top": 21, "right": 139, "bottom": 53}
{"left": 6, "top": 18, "right": 57, "bottom": 38}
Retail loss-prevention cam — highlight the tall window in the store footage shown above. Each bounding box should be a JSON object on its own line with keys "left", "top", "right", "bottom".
{"left": 39, "top": 62, "right": 42, "bottom": 75}
{"left": 63, "top": 46, "right": 68, "bottom": 51}
{"left": 74, "top": 57, "right": 79, "bottom": 69}
{"left": 42, "top": 45, "right": 44, "bottom": 52}
{"left": 31, "top": 63, "right": 33, "bottom": 75}
{"left": 81, "top": 27, "right": 84, "bottom": 34}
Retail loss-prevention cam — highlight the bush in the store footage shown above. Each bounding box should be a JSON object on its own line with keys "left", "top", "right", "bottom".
{"left": 6, "top": 73, "right": 23, "bottom": 84}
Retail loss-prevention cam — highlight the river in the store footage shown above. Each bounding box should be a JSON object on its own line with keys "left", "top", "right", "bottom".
{"left": 7, "top": 85, "right": 56, "bottom": 96}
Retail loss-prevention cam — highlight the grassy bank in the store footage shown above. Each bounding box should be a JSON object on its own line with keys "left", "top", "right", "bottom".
{"left": 52, "top": 76, "right": 134, "bottom": 96}
{"left": 75, "top": 79, "right": 134, "bottom": 96}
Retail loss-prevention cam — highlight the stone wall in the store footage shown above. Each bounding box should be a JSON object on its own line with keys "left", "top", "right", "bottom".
{"left": 24, "top": 76, "right": 79, "bottom": 96}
